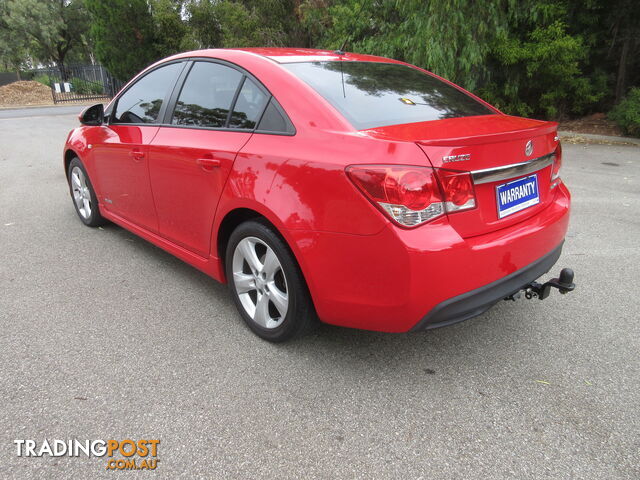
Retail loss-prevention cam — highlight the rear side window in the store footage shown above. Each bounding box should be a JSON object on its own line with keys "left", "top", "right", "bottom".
{"left": 257, "top": 99, "right": 291, "bottom": 133}
{"left": 172, "top": 62, "right": 243, "bottom": 128}
{"left": 229, "top": 78, "right": 269, "bottom": 129}
{"left": 283, "top": 61, "right": 493, "bottom": 130}
{"left": 113, "top": 62, "right": 183, "bottom": 124}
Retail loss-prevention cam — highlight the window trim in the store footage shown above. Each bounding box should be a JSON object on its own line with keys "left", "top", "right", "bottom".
{"left": 161, "top": 59, "right": 194, "bottom": 125}
{"left": 163, "top": 57, "right": 296, "bottom": 136}
{"left": 225, "top": 75, "right": 247, "bottom": 128}
{"left": 107, "top": 56, "right": 296, "bottom": 135}
{"left": 109, "top": 60, "right": 188, "bottom": 127}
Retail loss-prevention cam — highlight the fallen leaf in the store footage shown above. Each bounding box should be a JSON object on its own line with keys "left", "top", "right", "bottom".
{"left": 535, "top": 380, "right": 550, "bottom": 385}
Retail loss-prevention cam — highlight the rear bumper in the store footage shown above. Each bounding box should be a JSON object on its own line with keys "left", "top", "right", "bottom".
{"left": 287, "top": 182, "right": 571, "bottom": 333}
{"left": 410, "top": 241, "right": 563, "bottom": 331}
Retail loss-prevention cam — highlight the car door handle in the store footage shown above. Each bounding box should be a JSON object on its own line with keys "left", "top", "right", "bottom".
{"left": 196, "top": 155, "right": 221, "bottom": 171}
{"left": 129, "top": 148, "right": 145, "bottom": 161}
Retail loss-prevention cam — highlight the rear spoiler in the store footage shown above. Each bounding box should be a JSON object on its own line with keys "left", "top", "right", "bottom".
{"left": 417, "top": 122, "right": 558, "bottom": 147}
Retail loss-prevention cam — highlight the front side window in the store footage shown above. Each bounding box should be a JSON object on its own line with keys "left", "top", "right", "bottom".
{"left": 171, "top": 62, "right": 243, "bottom": 128}
{"left": 283, "top": 61, "right": 493, "bottom": 130}
{"left": 113, "top": 62, "right": 183, "bottom": 124}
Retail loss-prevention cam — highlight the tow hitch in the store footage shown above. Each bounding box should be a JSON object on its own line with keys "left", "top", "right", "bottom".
{"left": 506, "top": 268, "right": 576, "bottom": 301}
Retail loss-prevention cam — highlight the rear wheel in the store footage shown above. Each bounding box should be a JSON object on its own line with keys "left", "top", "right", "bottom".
{"left": 67, "top": 157, "right": 105, "bottom": 227}
{"left": 225, "top": 220, "right": 316, "bottom": 342}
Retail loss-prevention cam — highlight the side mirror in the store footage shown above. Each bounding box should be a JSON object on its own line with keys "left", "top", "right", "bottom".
{"left": 79, "top": 104, "right": 104, "bottom": 126}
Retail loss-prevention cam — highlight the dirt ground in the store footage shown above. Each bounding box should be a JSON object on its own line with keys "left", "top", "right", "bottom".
{"left": 0, "top": 81, "right": 53, "bottom": 106}
{"left": 0, "top": 80, "right": 111, "bottom": 108}
{"left": 559, "top": 113, "right": 624, "bottom": 136}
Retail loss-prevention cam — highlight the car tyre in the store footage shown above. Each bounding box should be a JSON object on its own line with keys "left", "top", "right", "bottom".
{"left": 67, "top": 157, "right": 106, "bottom": 227}
{"left": 225, "top": 220, "right": 316, "bottom": 342}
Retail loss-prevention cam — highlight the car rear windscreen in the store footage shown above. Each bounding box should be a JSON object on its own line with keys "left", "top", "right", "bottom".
{"left": 283, "top": 61, "right": 493, "bottom": 130}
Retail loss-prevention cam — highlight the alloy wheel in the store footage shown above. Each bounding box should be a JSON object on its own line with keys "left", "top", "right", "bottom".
{"left": 70, "top": 166, "right": 92, "bottom": 219}
{"left": 231, "top": 236, "right": 289, "bottom": 329}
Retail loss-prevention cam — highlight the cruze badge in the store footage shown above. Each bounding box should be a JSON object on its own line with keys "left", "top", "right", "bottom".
{"left": 525, "top": 140, "right": 534, "bottom": 156}
{"left": 442, "top": 153, "right": 470, "bottom": 163}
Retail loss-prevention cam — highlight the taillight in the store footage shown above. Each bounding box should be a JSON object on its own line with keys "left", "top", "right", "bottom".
{"left": 436, "top": 169, "right": 476, "bottom": 212}
{"left": 346, "top": 165, "right": 476, "bottom": 227}
{"left": 551, "top": 143, "right": 562, "bottom": 188}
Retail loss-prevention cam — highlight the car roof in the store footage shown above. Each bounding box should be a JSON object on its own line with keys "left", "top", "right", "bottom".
{"left": 234, "top": 48, "right": 402, "bottom": 64}
{"left": 169, "top": 47, "right": 402, "bottom": 65}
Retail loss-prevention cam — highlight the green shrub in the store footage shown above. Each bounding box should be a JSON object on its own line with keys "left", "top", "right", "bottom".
{"left": 609, "top": 88, "right": 640, "bottom": 137}
{"left": 479, "top": 21, "right": 607, "bottom": 119}
{"left": 69, "top": 77, "right": 104, "bottom": 95}
{"left": 33, "top": 73, "right": 52, "bottom": 87}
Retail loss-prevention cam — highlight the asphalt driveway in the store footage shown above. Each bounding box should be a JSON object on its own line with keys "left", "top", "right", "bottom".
{"left": 0, "top": 106, "right": 638, "bottom": 479}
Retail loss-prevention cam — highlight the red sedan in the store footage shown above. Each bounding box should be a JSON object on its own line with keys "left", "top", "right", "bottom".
{"left": 64, "top": 48, "right": 574, "bottom": 342}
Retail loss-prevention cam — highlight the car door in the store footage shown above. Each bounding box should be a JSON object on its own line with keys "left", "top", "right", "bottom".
{"left": 147, "top": 61, "right": 269, "bottom": 257}
{"left": 92, "top": 61, "right": 185, "bottom": 232}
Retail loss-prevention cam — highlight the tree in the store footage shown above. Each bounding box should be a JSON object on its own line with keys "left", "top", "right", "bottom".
{"left": 184, "top": 0, "right": 308, "bottom": 49}
{"left": 6, "top": 0, "right": 90, "bottom": 75}
{"left": 183, "top": 0, "right": 223, "bottom": 48}
{"left": 300, "top": 0, "right": 611, "bottom": 119}
{"left": 212, "top": 1, "right": 265, "bottom": 46}
{"left": 0, "top": 0, "right": 30, "bottom": 75}
{"left": 150, "top": 0, "right": 191, "bottom": 54}
{"left": 563, "top": 0, "right": 640, "bottom": 105}
{"left": 481, "top": 18, "right": 604, "bottom": 118}
{"left": 607, "top": 0, "right": 640, "bottom": 103}
{"left": 239, "top": 0, "right": 310, "bottom": 46}
{"left": 85, "top": 0, "right": 159, "bottom": 81}
{"left": 300, "top": 0, "right": 517, "bottom": 91}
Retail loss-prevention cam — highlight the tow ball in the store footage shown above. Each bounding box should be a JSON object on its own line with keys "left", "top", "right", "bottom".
{"left": 506, "top": 268, "right": 576, "bottom": 301}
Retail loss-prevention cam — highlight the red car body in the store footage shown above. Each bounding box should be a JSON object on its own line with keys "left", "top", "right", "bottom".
{"left": 64, "top": 48, "right": 571, "bottom": 333}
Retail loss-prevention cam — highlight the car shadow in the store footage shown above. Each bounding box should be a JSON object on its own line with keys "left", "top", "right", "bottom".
{"left": 93, "top": 220, "right": 228, "bottom": 293}
{"left": 95, "top": 219, "right": 535, "bottom": 371}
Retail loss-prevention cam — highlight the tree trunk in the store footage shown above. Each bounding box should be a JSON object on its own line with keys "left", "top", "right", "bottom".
{"left": 58, "top": 59, "right": 68, "bottom": 82}
{"left": 56, "top": 42, "right": 70, "bottom": 81}
{"left": 615, "top": 36, "right": 630, "bottom": 103}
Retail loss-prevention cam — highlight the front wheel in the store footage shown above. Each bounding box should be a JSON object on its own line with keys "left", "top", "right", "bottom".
{"left": 225, "top": 220, "right": 316, "bottom": 342}
{"left": 67, "top": 157, "right": 106, "bottom": 227}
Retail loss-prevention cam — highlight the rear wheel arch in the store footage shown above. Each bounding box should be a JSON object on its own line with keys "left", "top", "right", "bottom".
{"left": 217, "top": 208, "right": 298, "bottom": 273}
{"left": 215, "top": 208, "right": 315, "bottom": 298}
{"left": 217, "top": 208, "right": 264, "bottom": 269}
